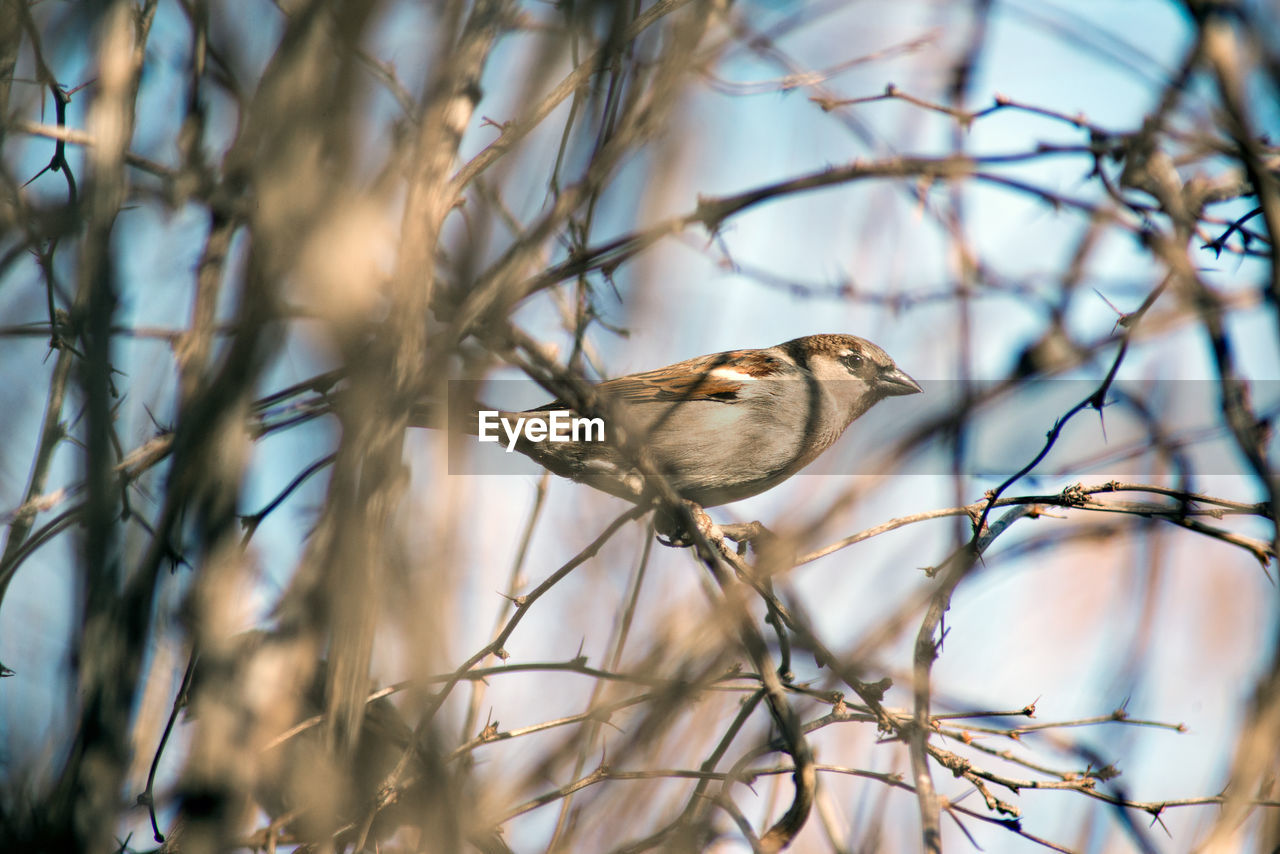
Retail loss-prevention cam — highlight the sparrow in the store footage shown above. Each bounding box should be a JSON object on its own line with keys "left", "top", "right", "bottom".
{"left": 458, "top": 334, "right": 921, "bottom": 507}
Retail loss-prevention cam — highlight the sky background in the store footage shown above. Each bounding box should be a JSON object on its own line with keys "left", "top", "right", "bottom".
{"left": 1, "top": 1, "right": 1277, "bottom": 851}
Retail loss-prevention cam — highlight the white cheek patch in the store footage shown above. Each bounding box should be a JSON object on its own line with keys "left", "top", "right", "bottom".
{"left": 709, "top": 367, "right": 758, "bottom": 382}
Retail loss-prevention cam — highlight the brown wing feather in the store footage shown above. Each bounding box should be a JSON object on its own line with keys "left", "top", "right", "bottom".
{"left": 601, "top": 349, "right": 784, "bottom": 402}
{"left": 536, "top": 349, "right": 785, "bottom": 409}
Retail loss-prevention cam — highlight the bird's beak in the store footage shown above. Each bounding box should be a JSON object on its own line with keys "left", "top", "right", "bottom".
{"left": 876, "top": 366, "right": 923, "bottom": 396}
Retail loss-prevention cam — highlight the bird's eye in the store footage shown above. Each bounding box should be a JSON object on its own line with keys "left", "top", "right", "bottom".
{"left": 842, "top": 352, "right": 864, "bottom": 369}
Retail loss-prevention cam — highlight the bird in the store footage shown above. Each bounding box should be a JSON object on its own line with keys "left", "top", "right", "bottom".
{"left": 455, "top": 334, "right": 921, "bottom": 509}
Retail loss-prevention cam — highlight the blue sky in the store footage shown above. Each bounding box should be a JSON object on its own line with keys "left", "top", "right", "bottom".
{"left": 1, "top": 1, "right": 1276, "bottom": 850}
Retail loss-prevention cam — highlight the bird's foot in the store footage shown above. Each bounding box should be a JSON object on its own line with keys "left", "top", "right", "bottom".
{"left": 654, "top": 511, "right": 792, "bottom": 569}
{"left": 720, "top": 521, "right": 772, "bottom": 548}
{"left": 721, "top": 521, "right": 796, "bottom": 570}
{"left": 654, "top": 503, "right": 703, "bottom": 547}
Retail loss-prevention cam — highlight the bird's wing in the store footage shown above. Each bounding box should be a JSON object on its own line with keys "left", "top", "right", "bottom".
{"left": 597, "top": 350, "right": 782, "bottom": 403}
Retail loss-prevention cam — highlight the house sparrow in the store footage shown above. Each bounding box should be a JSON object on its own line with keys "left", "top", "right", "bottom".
{"left": 460, "top": 334, "right": 921, "bottom": 507}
